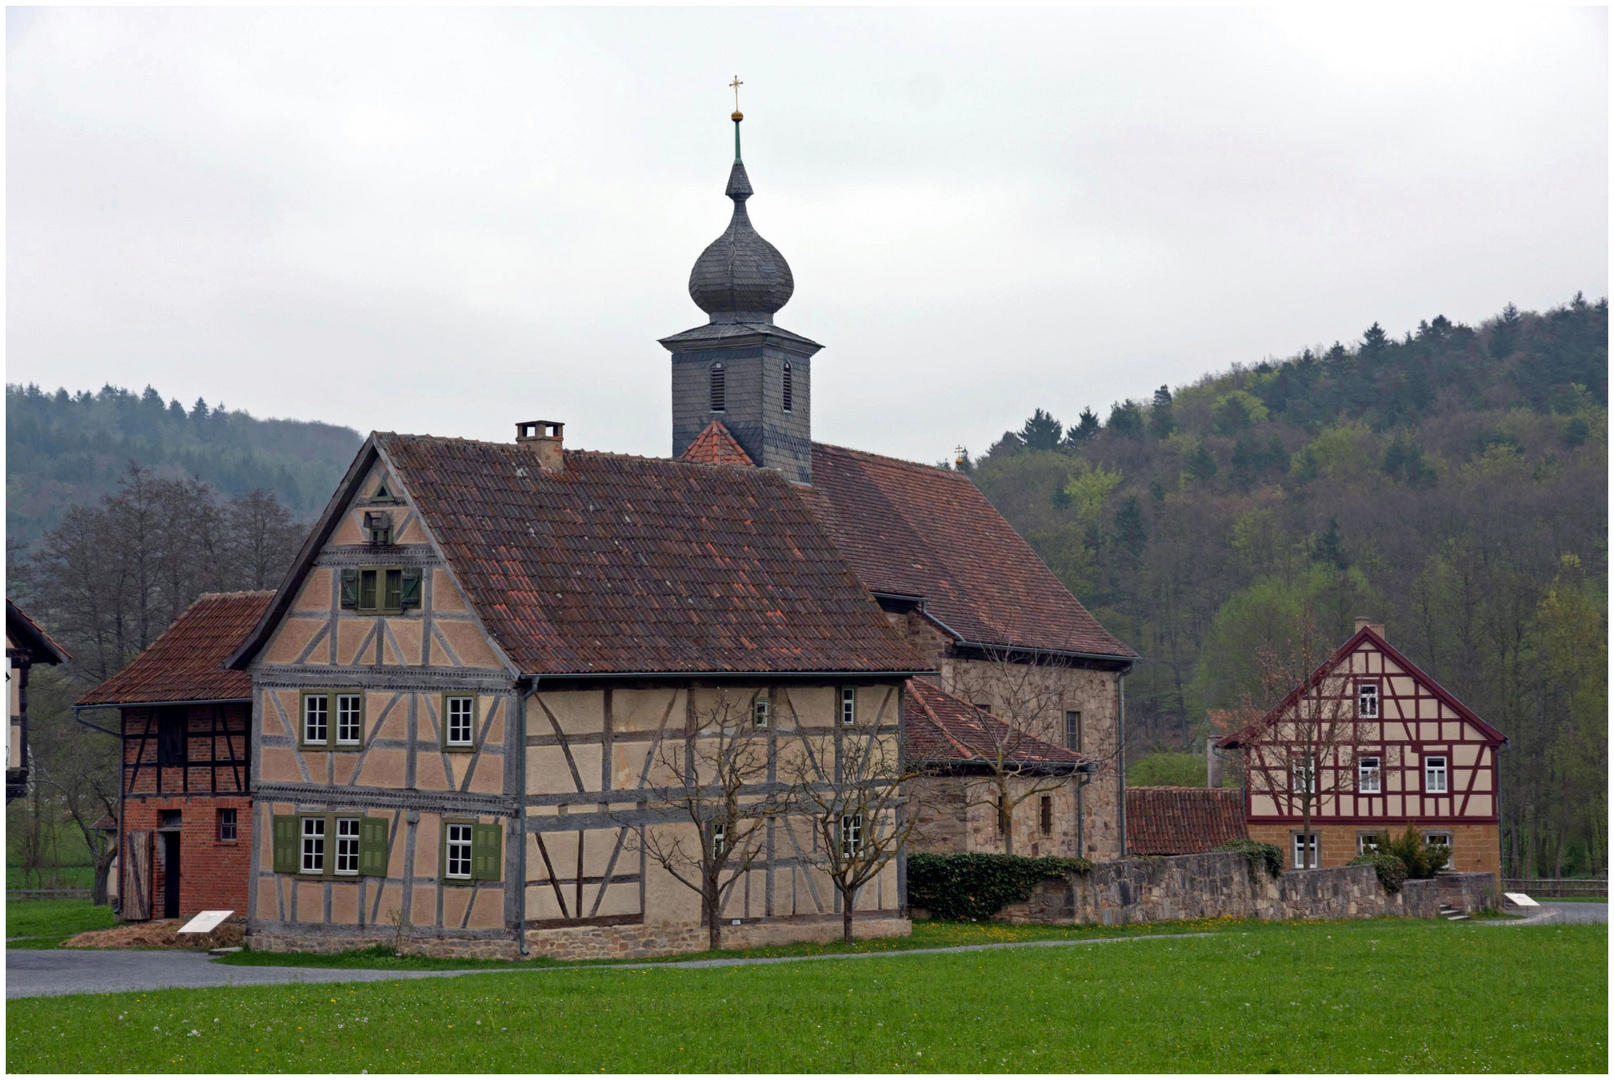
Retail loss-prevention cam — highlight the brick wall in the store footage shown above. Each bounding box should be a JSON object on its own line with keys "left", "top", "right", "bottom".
{"left": 1246, "top": 822, "right": 1501, "bottom": 878}
{"left": 122, "top": 794, "right": 253, "bottom": 921}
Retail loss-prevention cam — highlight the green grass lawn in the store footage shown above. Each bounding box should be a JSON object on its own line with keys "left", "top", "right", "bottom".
{"left": 7, "top": 920, "right": 1605, "bottom": 1073}
{"left": 6, "top": 898, "right": 115, "bottom": 947}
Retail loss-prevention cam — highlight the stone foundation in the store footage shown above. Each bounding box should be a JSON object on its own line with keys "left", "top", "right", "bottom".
{"left": 524, "top": 914, "right": 911, "bottom": 961}
{"left": 247, "top": 929, "right": 522, "bottom": 961}
{"left": 993, "top": 852, "right": 1500, "bottom": 926}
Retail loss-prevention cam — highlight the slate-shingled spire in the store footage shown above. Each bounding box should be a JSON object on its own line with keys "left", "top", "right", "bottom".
{"left": 662, "top": 98, "right": 822, "bottom": 484}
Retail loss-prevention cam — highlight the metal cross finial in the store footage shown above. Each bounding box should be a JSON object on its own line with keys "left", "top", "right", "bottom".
{"left": 729, "top": 75, "right": 743, "bottom": 112}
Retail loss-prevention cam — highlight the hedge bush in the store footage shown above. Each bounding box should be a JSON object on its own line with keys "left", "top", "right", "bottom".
{"left": 1367, "top": 824, "right": 1452, "bottom": 878}
{"left": 1349, "top": 850, "right": 1409, "bottom": 894}
{"left": 1214, "top": 839, "right": 1285, "bottom": 879}
{"left": 906, "top": 852, "right": 1092, "bottom": 921}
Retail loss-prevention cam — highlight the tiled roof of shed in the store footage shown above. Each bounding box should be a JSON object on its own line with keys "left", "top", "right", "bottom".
{"left": 6, "top": 598, "right": 69, "bottom": 664}
{"left": 904, "top": 678, "right": 1086, "bottom": 771}
{"left": 77, "top": 592, "right": 272, "bottom": 706}
{"left": 377, "top": 435, "right": 931, "bottom": 676}
{"left": 679, "top": 421, "right": 755, "bottom": 467}
{"left": 1125, "top": 786, "right": 1248, "bottom": 855}
{"left": 801, "top": 444, "right": 1137, "bottom": 659}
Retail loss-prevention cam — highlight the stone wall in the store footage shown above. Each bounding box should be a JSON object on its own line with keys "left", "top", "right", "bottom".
{"left": 992, "top": 852, "right": 1499, "bottom": 926}
{"left": 526, "top": 913, "right": 911, "bottom": 961}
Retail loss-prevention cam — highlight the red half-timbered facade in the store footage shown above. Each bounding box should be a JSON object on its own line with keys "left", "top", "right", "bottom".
{"left": 77, "top": 592, "right": 273, "bottom": 921}
{"left": 1218, "top": 620, "right": 1506, "bottom": 878}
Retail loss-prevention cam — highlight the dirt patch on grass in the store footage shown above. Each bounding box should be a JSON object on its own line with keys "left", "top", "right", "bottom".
{"left": 63, "top": 919, "right": 245, "bottom": 950}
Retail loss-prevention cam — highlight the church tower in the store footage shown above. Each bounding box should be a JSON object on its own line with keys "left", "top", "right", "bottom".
{"left": 661, "top": 100, "right": 821, "bottom": 484}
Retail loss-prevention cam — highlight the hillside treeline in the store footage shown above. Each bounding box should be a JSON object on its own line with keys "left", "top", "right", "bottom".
{"left": 6, "top": 382, "right": 362, "bottom": 548}
{"left": 966, "top": 295, "right": 1607, "bottom": 878}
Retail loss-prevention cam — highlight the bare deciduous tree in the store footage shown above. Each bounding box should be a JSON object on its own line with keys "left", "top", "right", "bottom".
{"left": 778, "top": 686, "right": 922, "bottom": 943}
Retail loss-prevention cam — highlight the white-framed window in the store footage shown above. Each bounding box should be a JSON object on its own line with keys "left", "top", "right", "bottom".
{"left": 445, "top": 695, "right": 475, "bottom": 747}
{"left": 753, "top": 698, "right": 770, "bottom": 729}
{"left": 445, "top": 823, "right": 473, "bottom": 880}
{"left": 1423, "top": 831, "right": 1453, "bottom": 850}
{"left": 840, "top": 813, "right": 863, "bottom": 857}
{"left": 1292, "top": 833, "right": 1319, "bottom": 869}
{"left": 1292, "top": 756, "right": 1316, "bottom": 793}
{"left": 1357, "top": 755, "right": 1381, "bottom": 793}
{"left": 1424, "top": 755, "right": 1448, "bottom": 793}
{"left": 840, "top": 688, "right": 856, "bottom": 727}
{"left": 301, "top": 816, "right": 326, "bottom": 874}
{"left": 1357, "top": 832, "right": 1383, "bottom": 855}
{"left": 303, "top": 694, "right": 329, "bottom": 745}
{"left": 335, "top": 817, "right": 361, "bottom": 875}
{"left": 336, "top": 693, "right": 363, "bottom": 745}
{"left": 1357, "top": 682, "right": 1379, "bottom": 718}
{"left": 711, "top": 822, "right": 727, "bottom": 858}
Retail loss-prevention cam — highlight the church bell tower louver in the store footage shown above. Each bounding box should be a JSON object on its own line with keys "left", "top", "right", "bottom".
{"left": 661, "top": 89, "right": 821, "bottom": 484}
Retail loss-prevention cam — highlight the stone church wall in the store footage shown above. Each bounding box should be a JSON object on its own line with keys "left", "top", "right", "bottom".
{"left": 909, "top": 774, "right": 1082, "bottom": 859}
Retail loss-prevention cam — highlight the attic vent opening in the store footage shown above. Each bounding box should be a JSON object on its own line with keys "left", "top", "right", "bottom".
{"left": 371, "top": 478, "right": 397, "bottom": 503}
{"left": 782, "top": 361, "right": 793, "bottom": 413}
{"left": 710, "top": 363, "right": 726, "bottom": 413}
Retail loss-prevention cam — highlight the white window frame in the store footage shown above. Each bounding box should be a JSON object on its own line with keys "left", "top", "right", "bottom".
{"left": 1357, "top": 755, "right": 1381, "bottom": 793}
{"left": 840, "top": 688, "right": 856, "bottom": 727}
{"left": 335, "top": 816, "right": 361, "bottom": 876}
{"left": 1292, "top": 756, "right": 1317, "bottom": 794}
{"left": 303, "top": 694, "right": 329, "bottom": 745}
{"left": 445, "top": 695, "right": 476, "bottom": 748}
{"left": 711, "top": 822, "right": 727, "bottom": 858}
{"left": 753, "top": 698, "right": 770, "bottom": 729}
{"left": 300, "top": 817, "right": 326, "bottom": 874}
{"left": 445, "top": 822, "right": 473, "bottom": 880}
{"left": 1357, "top": 682, "right": 1379, "bottom": 718}
{"left": 841, "top": 812, "right": 863, "bottom": 858}
{"left": 1292, "top": 832, "right": 1319, "bottom": 869}
{"left": 1356, "top": 832, "right": 1382, "bottom": 855}
{"left": 1423, "top": 831, "right": 1453, "bottom": 850}
{"left": 1424, "top": 755, "right": 1448, "bottom": 793}
{"left": 335, "top": 693, "right": 363, "bottom": 746}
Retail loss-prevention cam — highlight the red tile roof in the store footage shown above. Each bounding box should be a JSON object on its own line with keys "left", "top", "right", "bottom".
{"left": 801, "top": 444, "right": 1136, "bottom": 660}
{"left": 679, "top": 421, "right": 755, "bottom": 467}
{"left": 375, "top": 436, "right": 932, "bottom": 676}
{"left": 7, "top": 598, "right": 69, "bottom": 664}
{"left": 904, "top": 678, "right": 1086, "bottom": 772}
{"left": 77, "top": 592, "right": 272, "bottom": 706}
{"left": 1125, "top": 786, "right": 1248, "bottom": 855}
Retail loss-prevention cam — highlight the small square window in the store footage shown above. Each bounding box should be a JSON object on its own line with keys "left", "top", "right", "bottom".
{"left": 1357, "top": 755, "right": 1381, "bottom": 793}
{"left": 301, "top": 817, "right": 326, "bottom": 874}
{"left": 753, "top": 698, "right": 770, "bottom": 729}
{"left": 445, "top": 696, "right": 475, "bottom": 748}
{"left": 445, "top": 823, "right": 473, "bottom": 880}
{"left": 1424, "top": 755, "right": 1448, "bottom": 793}
{"left": 1357, "top": 683, "right": 1379, "bottom": 718}
{"left": 840, "top": 688, "right": 857, "bottom": 727}
{"left": 218, "top": 808, "right": 237, "bottom": 842}
{"left": 160, "top": 809, "right": 182, "bottom": 829}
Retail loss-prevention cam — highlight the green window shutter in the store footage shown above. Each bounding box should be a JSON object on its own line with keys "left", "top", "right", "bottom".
{"left": 272, "top": 815, "right": 299, "bottom": 873}
{"left": 472, "top": 822, "right": 502, "bottom": 881}
{"left": 359, "top": 816, "right": 390, "bottom": 876}
{"left": 339, "top": 568, "right": 359, "bottom": 609}
{"left": 400, "top": 567, "right": 423, "bottom": 610}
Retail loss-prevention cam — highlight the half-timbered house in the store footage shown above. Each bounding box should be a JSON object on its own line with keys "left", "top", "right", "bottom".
{"left": 76, "top": 592, "right": 269, "bottom": 920}
{"left": 1217, "top": 619, "right": 1506, "bottom": 876}
{"left": 7, "top": 598, "right": 69, "bottom": 803}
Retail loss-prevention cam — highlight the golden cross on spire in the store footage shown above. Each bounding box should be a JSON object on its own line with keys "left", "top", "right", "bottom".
{"left": 729, "top": 75, "right": 743, "bottom": 115}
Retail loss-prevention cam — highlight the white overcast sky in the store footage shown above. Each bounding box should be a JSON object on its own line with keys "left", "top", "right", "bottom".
{"left": 6, "top": 6, "right": 1607, "bottom": 462}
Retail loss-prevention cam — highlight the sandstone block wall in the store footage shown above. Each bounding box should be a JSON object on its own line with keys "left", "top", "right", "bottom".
{"left": 993, "top": 852, "right": 1499, "bottom": 926}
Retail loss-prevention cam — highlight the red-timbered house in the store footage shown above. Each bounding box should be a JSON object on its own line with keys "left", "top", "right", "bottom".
{"left": 1217, "top": 619, "right": 1506, "bottom": 878}
{"left": 76, "top": 592, "right": 272, "bottom": 921}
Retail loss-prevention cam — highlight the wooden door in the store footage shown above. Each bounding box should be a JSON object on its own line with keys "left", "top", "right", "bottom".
{"left": 124, "top": 830, "right": 152, "bottom": 921}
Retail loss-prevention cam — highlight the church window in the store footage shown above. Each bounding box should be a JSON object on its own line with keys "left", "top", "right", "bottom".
{"left": 1357, "top": 682, "right": 1379, "bottom": 718}
{"left": 840, "top": 688, "right": 856, "bottom": 727}
{"left": 1065, "top": 711, "right": 1082, "bottom": 752}
{"left": 782, "top": 361, "right": 793, "bottom": 413}
{"left": 710, "top": 363, "right": 726, "bottom": 412}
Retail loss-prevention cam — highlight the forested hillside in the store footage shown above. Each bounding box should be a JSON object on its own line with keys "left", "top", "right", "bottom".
{"left": 6, "top": 383, "right": 363, "bottom": 548}
{"left": 966, "top": 294, "right": 1607, "bottom": 876}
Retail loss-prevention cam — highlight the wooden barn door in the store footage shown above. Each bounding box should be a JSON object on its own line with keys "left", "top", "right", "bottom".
{"left": 123, "top": 830, "right": 153, "bottom": 921}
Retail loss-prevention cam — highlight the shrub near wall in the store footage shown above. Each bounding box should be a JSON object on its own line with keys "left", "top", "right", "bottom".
{"left": 907, "top": 853, "right": 1092, "bottom": 921}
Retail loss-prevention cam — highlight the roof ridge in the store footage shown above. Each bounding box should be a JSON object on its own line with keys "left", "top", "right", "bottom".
{"left": 812, "top": 440, "right": 959, "bottom": 475}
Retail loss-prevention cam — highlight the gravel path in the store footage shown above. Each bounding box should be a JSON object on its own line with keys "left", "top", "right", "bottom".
{"left": 7, "top": 932, "right": 1208, "bottom": 1000}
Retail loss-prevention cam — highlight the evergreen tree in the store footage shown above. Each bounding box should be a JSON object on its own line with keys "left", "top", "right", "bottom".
{"left": 1107, "top": 400, "right": 1145, "bottom": 438}
{"left": 1312, "top": 516, "right": 1349, "bottom": 570}
{"left": 1149, "top": 385, "right": 1175, "bottom": 438}
{"left": 1063, "top": 408, "right": 1101, "bottom": 448}
{"left": 1018, "top": 408, "right": 1063, "bottom": 451}
{"left": 1490, "top": 302, "right": 1521, "bottom": 359}
{"left": 1186, "top": 441, "right": 1217, "bottom": 484}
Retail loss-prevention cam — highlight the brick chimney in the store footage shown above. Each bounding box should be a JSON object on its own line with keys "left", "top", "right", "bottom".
{"left": 1354, "top": 616, "right": 1386, "bottom": 640}
{"left": 516, "top": 420, "right": 564, "bottom": 472}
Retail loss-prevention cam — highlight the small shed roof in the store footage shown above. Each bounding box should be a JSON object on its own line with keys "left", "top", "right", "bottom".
{"left": 1125, "top": 786, "right": 1248, "bottom": 855}
{"left": 77, "top": 592, "right": 272, "bottom": 707}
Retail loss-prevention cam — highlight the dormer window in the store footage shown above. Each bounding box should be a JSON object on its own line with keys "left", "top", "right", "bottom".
{"left": 710, "top": 363, "right": 726, "bottom": 412}
{"left": 363, "top": 511, "right": 392, "bottom": 545}
{"left": 782, "top": 361, "right": 793, "bottom": 413}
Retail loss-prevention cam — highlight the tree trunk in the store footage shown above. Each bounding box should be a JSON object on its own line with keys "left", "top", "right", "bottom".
{"left": 706, "top": 888, "right": 721, "bottom": 951}
{"left": 842, "top": 888, "right": 854, "bottom": 944}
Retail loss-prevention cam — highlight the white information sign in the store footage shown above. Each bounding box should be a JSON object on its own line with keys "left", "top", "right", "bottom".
{"left": 178, "top": 909, "right": 235, "bottom": 934}
{"left": 1502, "top": 892, "right": 1539, "bottom": 908}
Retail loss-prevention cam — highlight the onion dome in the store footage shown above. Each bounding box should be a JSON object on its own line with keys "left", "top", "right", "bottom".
{"left": 688, "top": 116, "right": 794, "bottom": 323}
